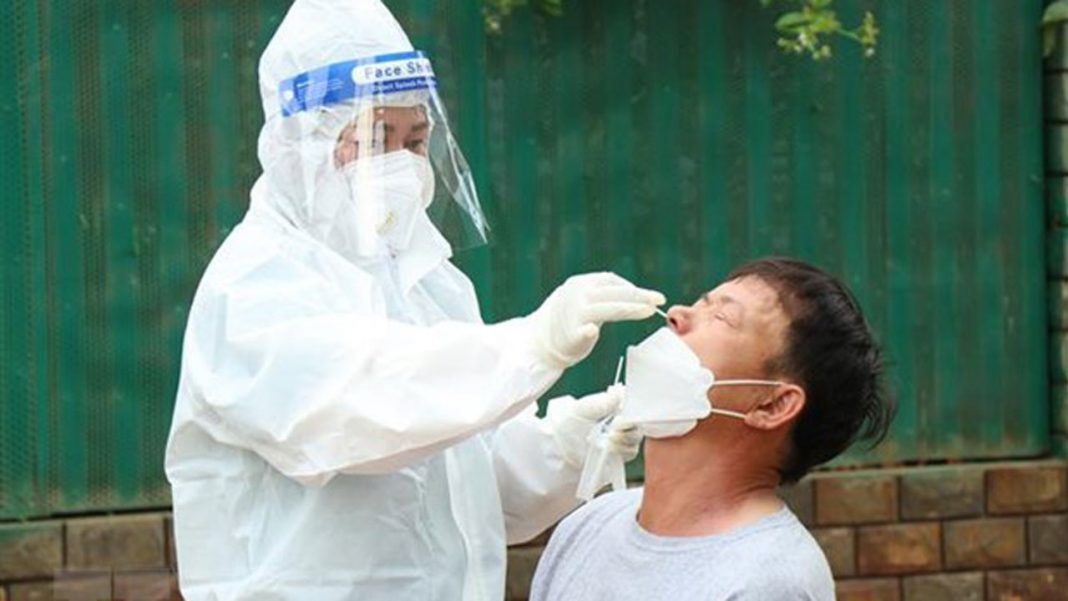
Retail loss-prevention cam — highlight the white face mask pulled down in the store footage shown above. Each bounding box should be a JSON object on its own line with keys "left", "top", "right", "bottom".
{"left": 615, "top": 327, "right": 783, "bottom": 439}
{"left": 342, "top": 149, "right": 436, "bottom": 255}
{"left": 575, "top": 326, "right": 784, "bottom": 501}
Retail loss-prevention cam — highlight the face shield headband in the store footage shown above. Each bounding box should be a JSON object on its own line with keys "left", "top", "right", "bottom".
{"left": 278, "top": 50, "right": 437, "bottom": 117}
{"left": 275, "top": 50, "right": 489, "bottom": 253}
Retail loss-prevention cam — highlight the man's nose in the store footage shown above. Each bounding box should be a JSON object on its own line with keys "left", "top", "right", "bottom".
{"left": 666, "top": 305, "right": 693, "bottom": 334}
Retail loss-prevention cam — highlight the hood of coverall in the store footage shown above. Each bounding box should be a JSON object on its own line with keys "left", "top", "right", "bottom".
{"left": 251, "top": 0, "right": 486, "bottom": 263}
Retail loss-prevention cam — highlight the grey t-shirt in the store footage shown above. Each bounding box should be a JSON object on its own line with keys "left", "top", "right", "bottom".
{"left": 530, "top": 488, "right": 834, "bottom": 601}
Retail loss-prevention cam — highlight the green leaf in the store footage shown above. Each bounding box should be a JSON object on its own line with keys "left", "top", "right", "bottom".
{"left": 1044, "top": 0, "right": 1068, "bottom": 26}
{"left": 1045, "top": 25, "right": 1058, "bottom": 58}
{"left": 775, "top": 11, "right": 811, "bottom": 31}
{"left": 538, "top": 0, "right": 563, "bottom": 17}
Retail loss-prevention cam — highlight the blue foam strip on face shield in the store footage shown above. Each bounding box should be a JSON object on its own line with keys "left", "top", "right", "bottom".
{"left": 278, "top": 50, "right": 437, "bottom": 117}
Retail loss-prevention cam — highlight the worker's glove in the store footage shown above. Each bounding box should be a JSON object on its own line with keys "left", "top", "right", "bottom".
{"left": 530, "top": 272, "right": 665, "bottom": 369}
{"left": 605, "top": 421, "right": 642, "bottom": 463}
{"left": 548, "top": 386, "right": 642, "bottom": 468}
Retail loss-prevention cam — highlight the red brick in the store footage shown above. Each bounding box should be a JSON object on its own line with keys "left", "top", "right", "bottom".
{"left": 812, "top": 528, "right": 855, "bottom": 577}
{"left": 8, "top": 582, "right": 50, "bottom": 601}
{"left": 66, "top": 514, "right": 166, "bottom": 571}
{"left": 505, "top": 546, "right": 544, "bottom": 601}
{"left": 1029, "top": 514, "right": 1068, "bottom": 564}
{"left": 987, "top": 567, "right": 1068, "bottom": 601}
{"left": 944, "top": 518, "right": 1026, "bottom": 569}
{"left": 835, "top": 578, "right": 901, "bottom": 601}
{"left": 113, "top": 572, "right": 182, "bottom": 601}
{"left": 899, "top": 467, "right": 984, "bottom": 520}
{"left": 986, "top": 464, "right": 1068, "bottom": 514}
{"left": 903, "top": 572, "right": 983, "bottom": 601}
{"left": 779, "top": 479, "right": 815, "bottom": 525}
{"left": 54, "top": 577, "right": 112, "bottom": 601}
{"left": 857, "top": 523, "right": 940, "bottom": 576}
{"left": 9, "top": 576, "right": 111, "bottom": 601}
{"left": 0, "top": 523, "right": 63, "bottom": 580}
{"left": 816, "top": 475, "right": 898, "bottom": 525}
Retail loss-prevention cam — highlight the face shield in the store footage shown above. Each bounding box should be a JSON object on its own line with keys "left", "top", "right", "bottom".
{"left": 276, "top": 51, "right": 488, "bottom": 257}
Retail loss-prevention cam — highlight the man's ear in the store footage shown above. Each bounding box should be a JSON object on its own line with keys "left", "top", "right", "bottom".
{"left": 744, "top": 384, "right": 805, "bottom": 431}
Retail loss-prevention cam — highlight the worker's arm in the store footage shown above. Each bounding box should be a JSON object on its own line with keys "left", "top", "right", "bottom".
{"left": 181, "top": 251, "right": 561, "bottom": 486}
{"left": 491, "top": 388, "right": 638, "bottom": 544}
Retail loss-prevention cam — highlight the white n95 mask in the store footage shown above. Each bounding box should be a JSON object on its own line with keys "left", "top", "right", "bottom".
{"left": 615, "top": 327, "right": 783, "bottom": 439}
{"left": 344, "top": 150, "right": 436, "bottom": 253}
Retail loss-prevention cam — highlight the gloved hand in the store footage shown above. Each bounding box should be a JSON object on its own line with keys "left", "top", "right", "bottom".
{"left": 548, "top": 386, "right": 643, "bottom": 468}
{"left": 605, "top": 422, "right": 643, "bottom": 463}
{"left": 530, "top": 272, "right": 665, "bottom": 369}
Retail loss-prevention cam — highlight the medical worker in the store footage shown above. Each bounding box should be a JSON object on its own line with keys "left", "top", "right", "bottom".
{"left": 164, "top": 1, "right": 663, "bottom": 600}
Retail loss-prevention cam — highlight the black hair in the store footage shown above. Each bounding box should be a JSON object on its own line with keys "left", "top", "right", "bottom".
{"left": 727, "top": 257, "right": 895, "bottom": 484}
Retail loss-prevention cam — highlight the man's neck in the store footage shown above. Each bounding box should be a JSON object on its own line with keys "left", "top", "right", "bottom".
{"left": 638, "top": 437, "right": 783, "bottom": 537}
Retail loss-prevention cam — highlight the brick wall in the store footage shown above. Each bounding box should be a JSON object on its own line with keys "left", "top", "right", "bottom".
{"left": 1, "top": 462, "right": 1063, "bottom": 600}
{"left": 0, "top": 514, "right": 178, "bottom": 601}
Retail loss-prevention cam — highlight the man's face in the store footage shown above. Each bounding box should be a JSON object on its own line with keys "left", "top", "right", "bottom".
{"left": 666, "top": 276, "right": 790, "bottom": 408}
{"left": 333, "top": 105, "right": 430, "bottom": 167}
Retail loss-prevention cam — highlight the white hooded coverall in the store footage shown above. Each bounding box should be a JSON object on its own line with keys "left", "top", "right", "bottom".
{"left": 164, "top": 1, "right": 624, "bottom": 600}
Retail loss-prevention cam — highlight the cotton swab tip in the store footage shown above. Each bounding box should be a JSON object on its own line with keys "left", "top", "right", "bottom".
{"left": 613, "top": 356, "right": 625, "bottom": 386}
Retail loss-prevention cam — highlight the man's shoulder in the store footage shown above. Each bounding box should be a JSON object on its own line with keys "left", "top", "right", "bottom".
{"left": 724, "top": 510, "right": 834, "bottom": 599}
{"left": 582, "top": 486, "right": 644, "bottom": 513}
{"left": 741, "top": 509, "right": 830, "bottom": 565}
{"left": 531, "top": 488, "right": 643, "bottom": 599}
{"left": 555, "top": 487, "right": 643, "bottom": 538}
{"left": 542, "top": 487, "right": 641, "bottom": 561}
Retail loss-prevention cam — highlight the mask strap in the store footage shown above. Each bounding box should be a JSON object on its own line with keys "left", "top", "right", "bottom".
{"left": 708, "top": 408, "right": 749, "bottom": 420}
{"left": 712, "top": 379, "right": 783, "bottom": 387}
{"left": 706, "top": 380, "right": 784, "bottom": 420}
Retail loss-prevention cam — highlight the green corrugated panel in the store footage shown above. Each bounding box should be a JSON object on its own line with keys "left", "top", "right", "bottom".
{"left": 0, "top": 0, "right": 1049, "bottom": 520}
{"left": 0, "top": 0, "right": 293, "bottom": 520}
{"left": 418, "top": 0, "right": 1049, "bottom": 467}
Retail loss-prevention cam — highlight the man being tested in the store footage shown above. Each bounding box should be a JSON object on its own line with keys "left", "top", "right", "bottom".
{"left": 165, "top": 1, "right": 661, "bottom": 599}
{"left": 532, "top": 257, "right": 894, "bottom": 600}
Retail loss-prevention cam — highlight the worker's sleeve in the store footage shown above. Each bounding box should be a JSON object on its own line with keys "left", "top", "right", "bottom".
{"left": 181, "top": 251, "right": 562, "bottom": 487}
{"left": 490, "top": 401, "right": 585, "bottom": 545}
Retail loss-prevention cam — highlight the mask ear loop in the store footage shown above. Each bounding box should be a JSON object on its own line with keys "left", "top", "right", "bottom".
{"left": 705, "top": 380, "right": 783, "bottom": 420}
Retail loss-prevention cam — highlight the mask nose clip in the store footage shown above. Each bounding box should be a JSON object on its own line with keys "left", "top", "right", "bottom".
{"left": 345, "top": 150, "right": 435, "bottom": 252}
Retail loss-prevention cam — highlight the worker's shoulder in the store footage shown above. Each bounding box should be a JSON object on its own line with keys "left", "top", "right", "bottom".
{"left": 197, "top": 219, "right": 370, "bottom": 299}
{"left": 195, "top": 220, "right": 288, "bottom": 286}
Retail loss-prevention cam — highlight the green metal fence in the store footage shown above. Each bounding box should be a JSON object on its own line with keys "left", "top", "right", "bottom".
{"left": 0, "top": 0, "right": 1049, "bottom": 520}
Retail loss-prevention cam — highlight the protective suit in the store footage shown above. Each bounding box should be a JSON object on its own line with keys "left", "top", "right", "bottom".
{"left": 164, "top": 1, "right": 656, "bottom": 600}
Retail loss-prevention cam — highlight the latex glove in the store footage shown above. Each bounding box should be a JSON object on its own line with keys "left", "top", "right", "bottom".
{"left": 575, "top": 417, "right": 642, "bottom": 501}
{"left": 605, "top": 421, "right": 642, "bottom": 463}
{"left": 530, "top": 272, "right": 665, "bottom": 369}
{"left": 549, "top": 386, "right": 640, "bottom": 468}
